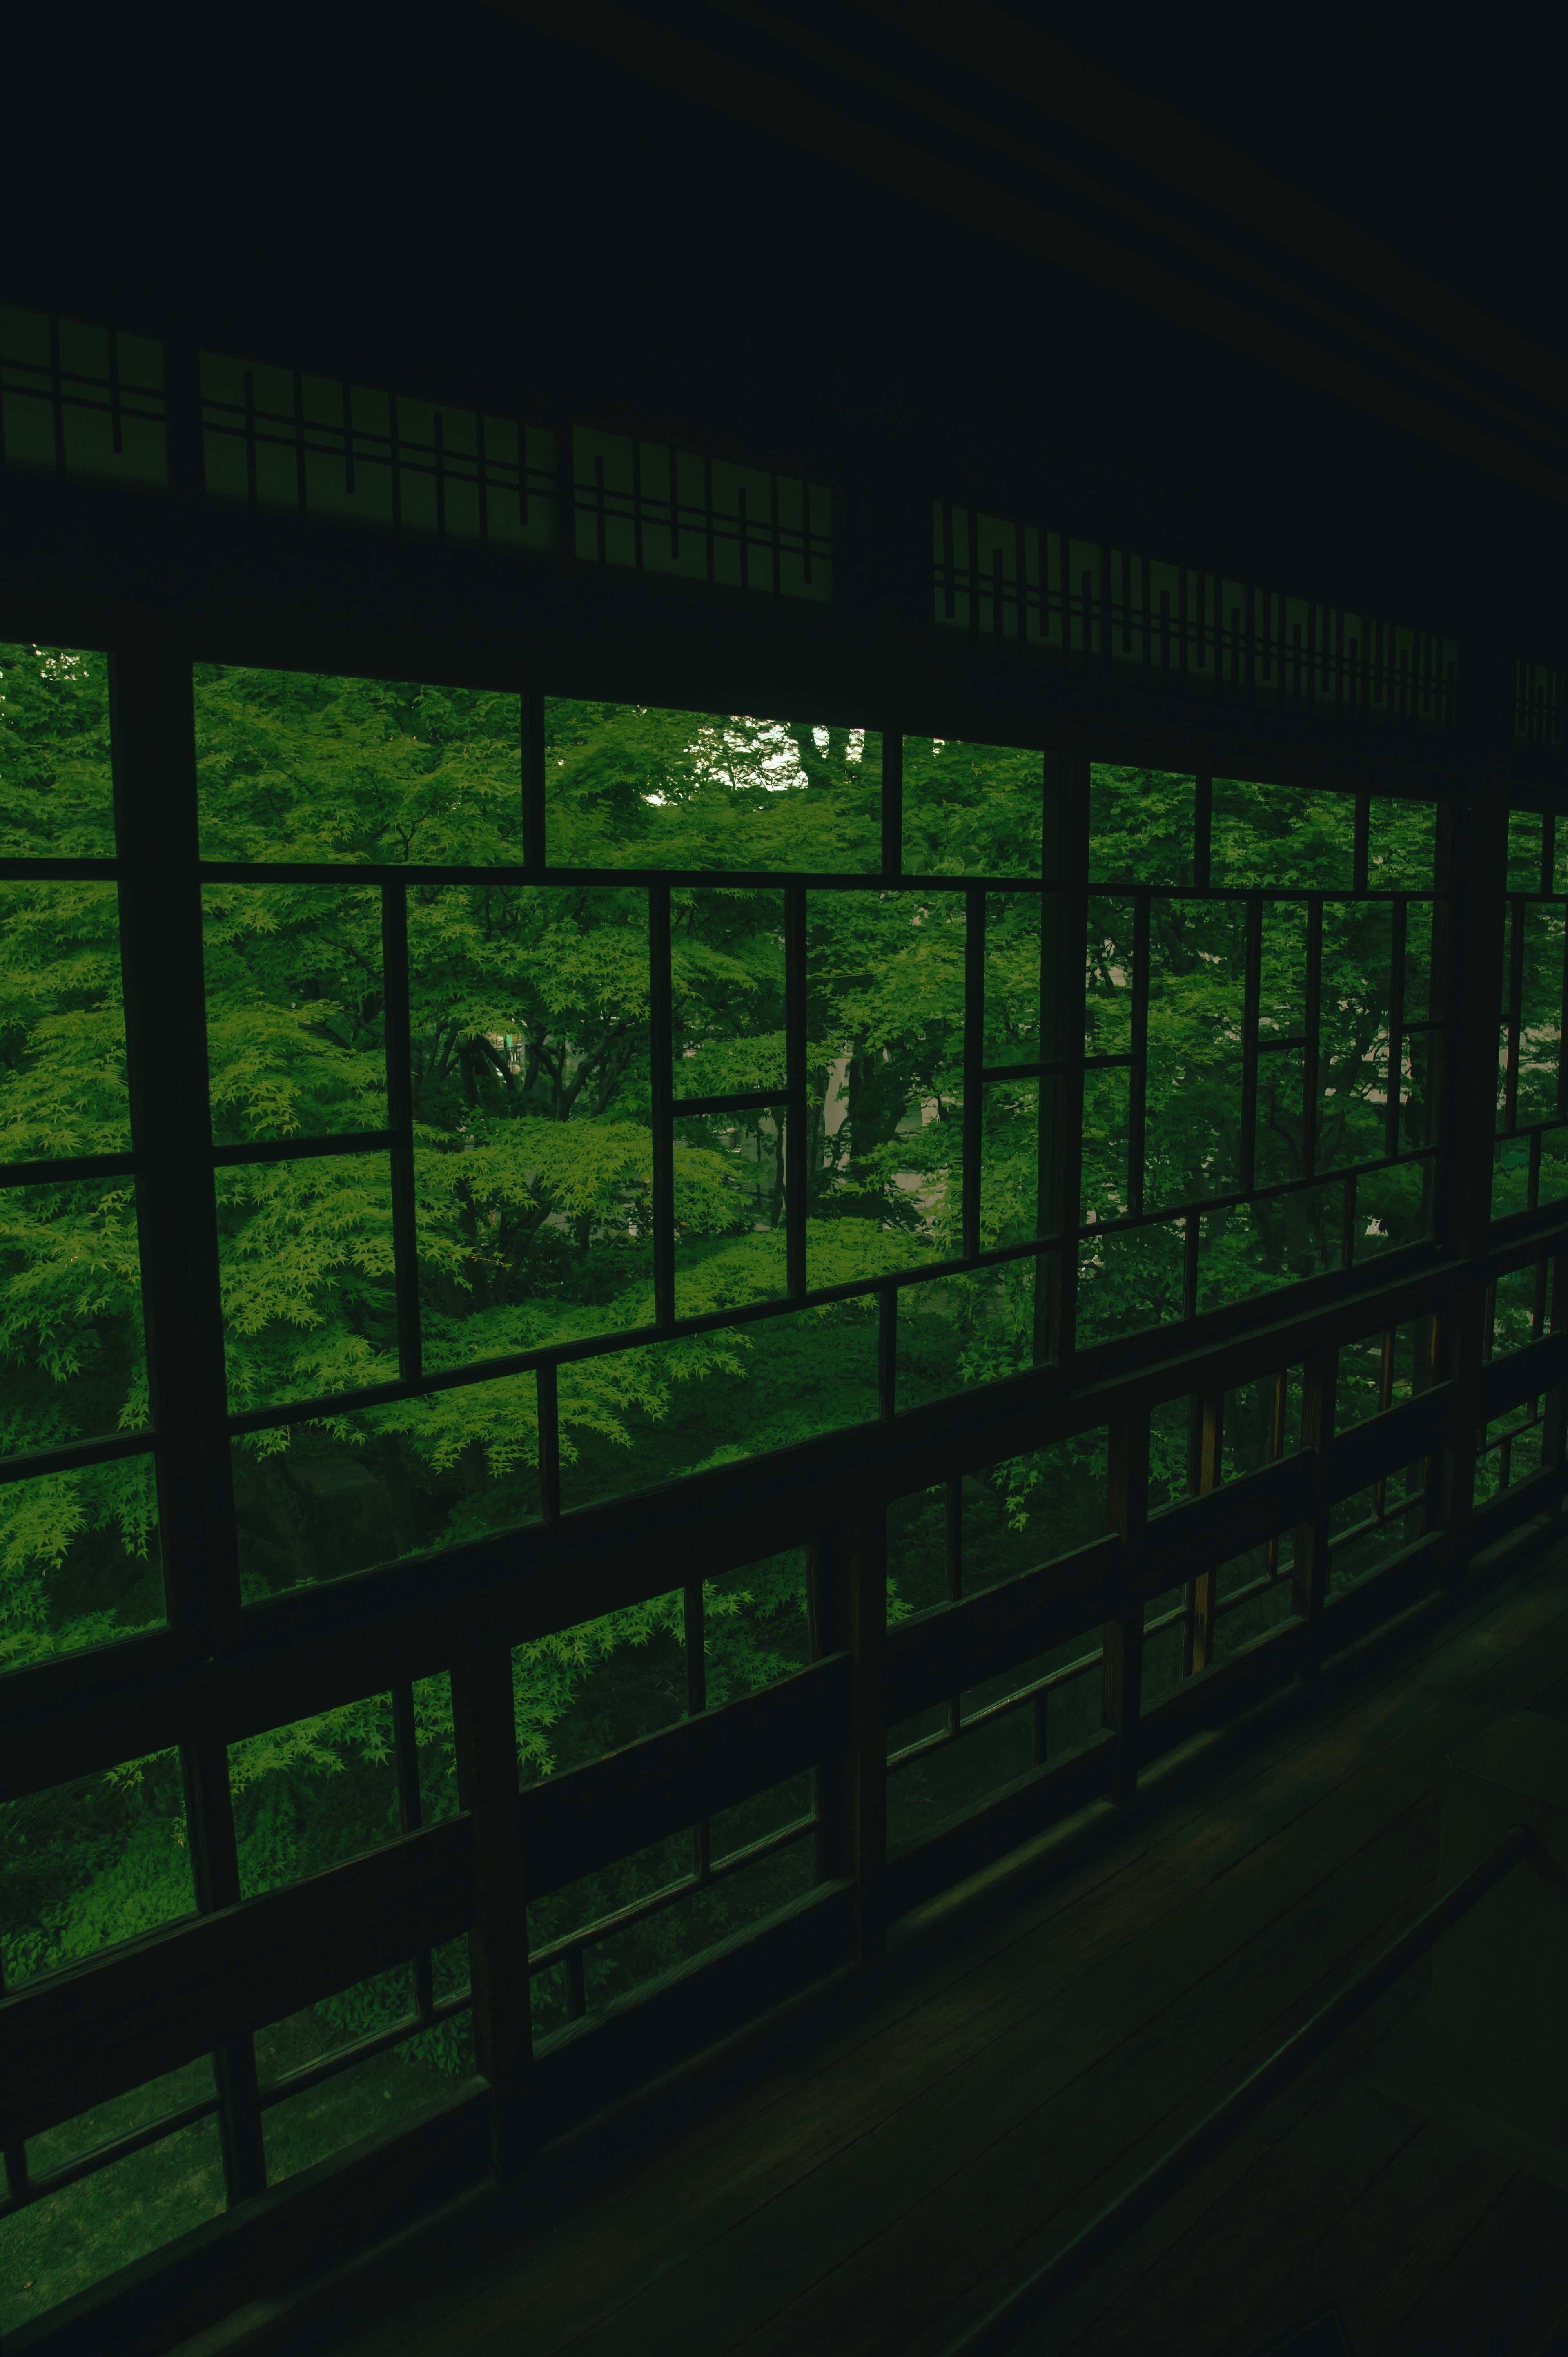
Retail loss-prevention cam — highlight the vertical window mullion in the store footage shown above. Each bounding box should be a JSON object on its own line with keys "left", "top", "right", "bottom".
{"left": 1, "top": 1958, "right": 29, "bottom": 2199}
{"left": 392, "top": 1682, "right": 434, "bottom": 2023}
{"left": 1386, "top": 895, "right": 1408, "bottom": 1162}
{"left": 451, "top": 1641, "right": 533, "bottom": 2178}
{"left": 1240, "top": 889, "right": 1262, "bottom": 1193}
{"left": 1504, "top": 894, "right": 1526, "bottom": 1133}
{"left": 382, "top": 884, "right": 421, "bottom": 1383}
{"left": 1103, "top": 1409, "right": 1149, "bottom": 1808}
{"left": 1047, "top": 753, "right": 1089, "bottom": 1366}
{"left": 785, "top": 883, "right": 807, "bottom": 1300}
{"left": 684, "top": 1580, "right": 710, "bottom": 1882}
{"left": 1556, "top": 879, "right": 1568, "bottom": 1125}
{"left": 1127, "top": 892, "right": 1149, "bottom": 1222}
{"left": 1303, "top": 896, "right": 1323, "bottom": 1179}
{"left": 649, "top": 882, "right": 675, "bottom": 1327}
{"left": 944, "top": 1476, "right": 962, "bottom": 1737}
{"left": 962, "top": 885, "right": 984, "bottom": 1260}
{"left": 877, "top": 1289, "right": 897, "bottom": 1419}
{"left": 536, "top": 1359, "right": 561, "bottom": 1523}
{"left": 111, "top": 633, "right": 267, "bottom": 2205}
{"left": 1184, "top": 1389, "right": 1223, "bottom": 1677}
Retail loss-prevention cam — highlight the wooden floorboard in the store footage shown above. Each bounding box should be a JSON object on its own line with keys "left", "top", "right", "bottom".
{"left": 272, "top": 1546, "right": 1568, "bottom": 2357}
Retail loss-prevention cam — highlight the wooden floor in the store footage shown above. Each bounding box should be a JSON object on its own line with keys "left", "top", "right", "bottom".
{"left": 221, "top": 1543, "right": 1568, "bottom": 2357}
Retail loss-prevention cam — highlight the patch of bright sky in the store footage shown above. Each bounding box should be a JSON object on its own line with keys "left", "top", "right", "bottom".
{"left": 644, "top": 717, "right": 871, "bottom": 805}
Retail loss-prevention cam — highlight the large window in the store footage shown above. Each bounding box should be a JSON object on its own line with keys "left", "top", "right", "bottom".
{"left": 0, "top": 640, "right": 1555, "bottom": 2346}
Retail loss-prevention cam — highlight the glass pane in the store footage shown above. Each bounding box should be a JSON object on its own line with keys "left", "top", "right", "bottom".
{"left": 411, "top": 881, "right": 650, "bottom": 1365}
{"left": 1088, "top": 766, "right": 1195, "bottom": 884}
{"left": 1085, "top": 894, "right": 1135, "bottom": 1055}
{"left": 702, "top": 1549, "right": 812, "bottom": 1699}
{"left": 1517, "top": 903, "right": 1564, "bottom": 1126}
{"left": 1077, "top": 1219, "right": 1185, "bottom": 1349}
{"left": 233, "top": 1393, "right": 541, "bottom": 1603}
{"left": 1211, "top": 777, "right": 1354, "bottom": 887}
{"left": 544, "top": 701, "right": 880, "bottom": 871}
{"left": 1, "top": 1751, "right": 192, "bottom": 1991}
{"left": 888, "top": 1487, "right": 949, "bottom": 1617}
{"left": 1507, "top": 809, "right": 1545, "bottom": 894}
{"left": 895, "top": 1263, "right": 1039, "bottom": 1406}
{"left": 204, "top": 883, "right": 386, "bottom": 1145}
{"left": 808, "top": 891, "right": 963, "bottom": 1282}
{"left": 195, "top": 666, "right": 524, "bottom": 865}
{"left": 1211, "top": 1552, "right": 1298, "bottom": 1660}
{"left": 0, "top": 880, "right": 128, "bottom": 1163}
{"left": 666, "top": 883, "right": 791, "bottom": 1316}
{"left": 1145, "top": 894, "right": 1246, "bottom": 1211}
{"left": 1356, "top": 1158, "right": 1432, "bottom": 1258}
{"left": 1221, "top": 1369, "right": 1303, "bottom": 1482}
{"left": 514, "top": 1587, "right": 687, "bottom": 1784}
{"left": 1317, "top": 902, "right": 1392, "bottom": 1174}
{"left": 902, "top": 738, "right": 1045, "bottom": 876}
{"left": 982, "top": 1078, "right": 1055, "bottom": 1247}
{"left": 1, "top": 2100, "right": 223, "bottom": 2336}
{"left": 0, "top": 642, "right": 116, "bottom": 857}
{"left": 531, "top": 1833, "right": 815, "bottom": 2041}
{"left": 259, "top": 1979, "right": 473, "bottom": 2188}
{"left": 1367, "top": 796, "right": 1437, "bottom": 888}
{"left": 556, "top": 1303, "right": 879, "bottom": 1510}
{"left": 219, "top": 1151, "right": 398, "bottom": 1412}
{"left": 230, "top": 1695, "right": 404, "bottom": 1900}
{"left": 0, "top": 1182, "right": 155, "bottom": 1664}
{"left": 960, "top": 1434, "right": 1110, "bottom": 1590}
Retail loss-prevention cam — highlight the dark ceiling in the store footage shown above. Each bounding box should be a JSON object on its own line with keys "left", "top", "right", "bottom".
{"left": 7, "top": 1, "right": 1564, "bottom": 629}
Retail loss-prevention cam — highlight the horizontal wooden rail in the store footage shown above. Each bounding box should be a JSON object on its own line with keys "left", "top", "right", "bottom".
{"left": 886, "top": 1539, "right": 1120, "bottom": 1724}
{"left": 10, "top": 1225, "right": 1565, "bottom": 1807}
{"left": 522, "top": 1654, "right": 851, "bottom": 1894}
{"left": 0, "top": 1820, "right": 473, "bottom": 2144}
{"left": 1481, "top": 1329, "right": 1568, "bottom": 1422}
{"left": 938, "top": 1819, "right": 1568, "bottom": 2356}
{"left": 0, "top": 1659, "right": 853, "bottom": 2145}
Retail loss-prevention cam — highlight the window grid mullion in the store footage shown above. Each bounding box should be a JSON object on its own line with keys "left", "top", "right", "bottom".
{"left": 962, "top": 884, "right": 985, "bottom": 1260}
{"left": 1502, "top": 892, "right": 1526, "bottom": 1135}
{"left": 650, "top": 882, "right": 675, "bottom": 1327}
{"left": 111, "top": 635, "right": 269, "bottom": 2205}
{"left": 1303, "top": 896, "right": 1323, "bottom": 1178}
{"left": 381, "top": 884, "right": 422, "bottom": 1383}
{"left": 1386, "top": 894, "right": 1408, "bottom": 1162}
{"left": 785, "top": 883, "right": 808, "bottom": 1300}
{"left": 1127, "top": 892, "right": 1150, "bottom": 1222}
{"left": 391, "top": 1681, "right": 435, "bottom": 2024}
{"left": 1240, "top": 890, "right": 1262, "bottom": 1193}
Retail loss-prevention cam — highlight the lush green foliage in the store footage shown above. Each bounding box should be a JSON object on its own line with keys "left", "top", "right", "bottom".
{"left": 0, "top": 646, "right": 1505, "bottom": 2324}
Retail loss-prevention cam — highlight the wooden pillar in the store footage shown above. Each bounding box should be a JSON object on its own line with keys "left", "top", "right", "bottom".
{"left": 1103, "top": 1410, "right": 1149, "bottom": 1807}
{"left": 1292, "top": 1350, "right": 1338, "bottom": 1675}
{"left": 809, "top": 1516, "right": 886, "bottom": 1966}
{"left": 451, "top": 1639, "right": 534, "bottom": 2181}
{"left": 1184, "top": 1388, "right": 1223, "bottom": 1677}
{"left": 111, "top": 628, "right": 267, "bottom": 2205}
{"left": 1432, "top": 772, "right": 1510, "bottom": 1583}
